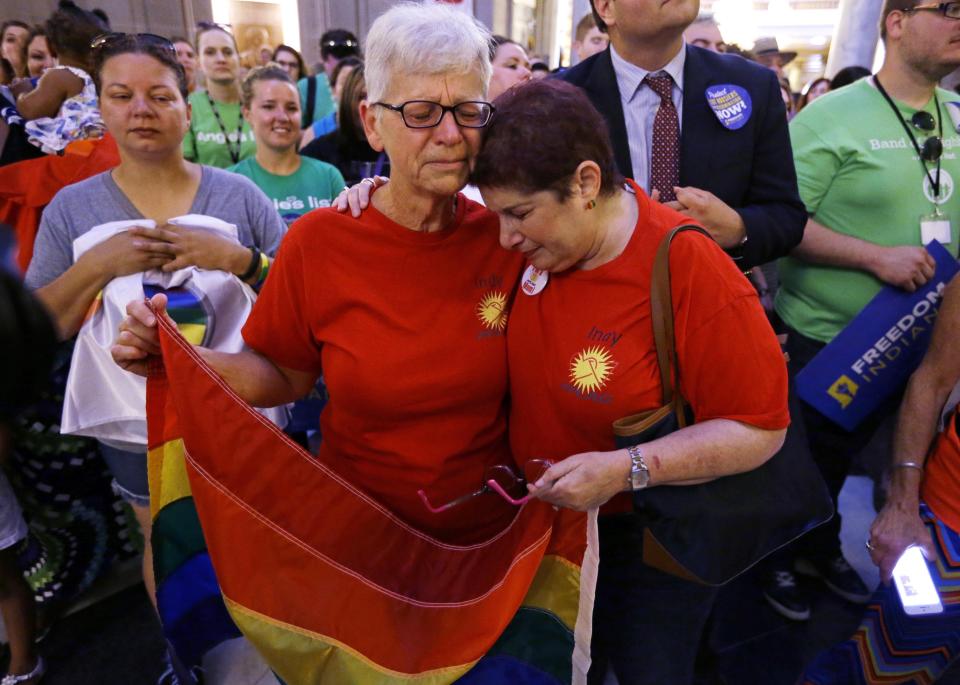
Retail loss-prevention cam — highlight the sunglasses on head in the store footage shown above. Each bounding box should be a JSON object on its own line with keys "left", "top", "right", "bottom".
{"left": 91, "top": 32, "right": 176, "bottom": 55}
{"left": 910, "top": 110, "right": 944, "bottom": 163}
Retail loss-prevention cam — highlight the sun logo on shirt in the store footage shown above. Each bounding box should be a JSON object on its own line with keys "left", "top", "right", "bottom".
{"left": 570, "top": 346, "right": 615, "bottom": 394}
{"left": 476, "top": 291, "right": 508, "bottom": 330}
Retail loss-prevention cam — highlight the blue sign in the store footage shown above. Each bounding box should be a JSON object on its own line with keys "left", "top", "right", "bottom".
{"left": 796, "top": 241, "right": 960, "bottom": 431}
{"left": 705, "top": 84, "right": 753, "bottom": 130}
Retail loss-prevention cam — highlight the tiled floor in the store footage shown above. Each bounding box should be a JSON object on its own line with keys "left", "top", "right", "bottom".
{"left": 7, "top": 474, "right": 960, "bottom": 684}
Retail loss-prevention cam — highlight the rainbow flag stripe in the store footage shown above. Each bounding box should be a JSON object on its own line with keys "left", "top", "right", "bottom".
{"left": 146, "top": 315, "right": 596, "bottom": 684}
{"left": 800, "top": 505, "right": 960, "bottom": 685}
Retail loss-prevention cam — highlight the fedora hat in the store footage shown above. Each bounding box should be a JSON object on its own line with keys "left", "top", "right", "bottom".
{"left": 752, "top": 36, "right": 797, "bottom": 64}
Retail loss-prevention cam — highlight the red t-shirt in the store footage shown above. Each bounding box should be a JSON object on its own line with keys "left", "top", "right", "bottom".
{"left": 243, "top": 196, "right": 524, "bottom": 540}
{"left": 507, "top": 183, "right": 790, "bottom": 514}
{"left": 922, "top": 410, "right": 960, "bottom": 531}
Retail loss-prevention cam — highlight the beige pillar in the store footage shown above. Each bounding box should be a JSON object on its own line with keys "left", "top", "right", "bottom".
{"left": 825, "top": 0, "right": 882, "bottom": 78}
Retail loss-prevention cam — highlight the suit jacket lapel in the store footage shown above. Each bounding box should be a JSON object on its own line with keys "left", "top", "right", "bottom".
{"left": 680, "top": 45, "right": 719, "bottom": 187}
{"left": 587, "top": 49, "right": 633, "bottom": 179}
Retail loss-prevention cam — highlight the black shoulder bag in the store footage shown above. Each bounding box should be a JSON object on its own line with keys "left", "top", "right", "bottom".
{"left": 611, "top": 225, "right": 834, "bottom": 586}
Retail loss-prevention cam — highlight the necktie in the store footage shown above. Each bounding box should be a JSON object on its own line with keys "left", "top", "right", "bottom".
{"left": 645, "top": 73, "right": 680, "bottom": 202}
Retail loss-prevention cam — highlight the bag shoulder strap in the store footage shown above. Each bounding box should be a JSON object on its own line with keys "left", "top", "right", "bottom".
{"left": 305, "top": 75, "right": 317, "bottom": 125}
{"left": 649, "top": 224, "right": 713, "bottom": 419}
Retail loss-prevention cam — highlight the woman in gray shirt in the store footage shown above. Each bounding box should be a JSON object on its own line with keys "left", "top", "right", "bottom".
{"left": 23, "top": 34, "right": 284, "bottom": 655}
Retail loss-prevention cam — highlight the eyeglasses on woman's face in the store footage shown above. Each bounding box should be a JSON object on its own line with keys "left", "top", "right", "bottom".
{"left": 372, "top": 100, "right": 495, "bottom": 129}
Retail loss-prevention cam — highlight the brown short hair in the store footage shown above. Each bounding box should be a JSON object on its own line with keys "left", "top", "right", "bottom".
{"left": 880, "top": 0, "right": 918, "bottom": 40}
{"left": 472, "top": 79, "right": 623, "bottom": 199}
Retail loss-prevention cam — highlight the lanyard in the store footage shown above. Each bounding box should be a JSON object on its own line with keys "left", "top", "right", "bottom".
{"left": 205, "top": 93, "right": 244, "bottom": 165}
{"left": 874, "top": 75, "right": 942, "bottom": 200}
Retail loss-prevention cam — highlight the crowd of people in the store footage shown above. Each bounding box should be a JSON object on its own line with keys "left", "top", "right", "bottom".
{"left": 0, "top": 0, "right": 959, "bottom": 683}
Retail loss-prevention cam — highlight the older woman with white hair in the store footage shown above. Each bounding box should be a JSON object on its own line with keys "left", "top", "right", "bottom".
{"left": 115, "top": 6, "right": 523, "bottom": 569}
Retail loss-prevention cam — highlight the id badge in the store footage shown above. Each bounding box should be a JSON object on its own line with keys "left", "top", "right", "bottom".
{"left": 921, "top": 212, "right": 952, "bottom": 245}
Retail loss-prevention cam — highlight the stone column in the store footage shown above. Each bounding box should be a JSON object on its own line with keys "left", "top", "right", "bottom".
{"left": 825, "top": 0, "right": 883, "bottom": 78}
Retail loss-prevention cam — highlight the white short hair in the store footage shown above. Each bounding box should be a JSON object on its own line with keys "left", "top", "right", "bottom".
{"left": 365, "top": 2, "right": 492, "bottom": 104}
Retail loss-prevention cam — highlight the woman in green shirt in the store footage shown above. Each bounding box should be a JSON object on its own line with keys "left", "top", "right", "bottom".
{"left": 228, "top": 64, "right": 345, "bottom": 226}
{"left": 183, "top": 23, "right": 255, "bottom": 168}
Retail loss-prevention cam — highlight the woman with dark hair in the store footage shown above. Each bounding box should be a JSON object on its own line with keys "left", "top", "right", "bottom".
{"left": 470, "top": 78, "right": 789, "bottom": 685}
{"left": 184, "top": 22, "right": 254, "bottom": 167}
{"left": 271, "top": 43, "right": 306, "bottom": 82}
{"left": 489, "top": 34, "right": 531, "bottom": 99}
{"left": 21, "top": 27, "right": 55, "bottom": 80}
{"left": 301, "top": 64, "right": 388, "bottom": 184}
{"left": 24, "top": 36, "right": 284, "bottom": 674}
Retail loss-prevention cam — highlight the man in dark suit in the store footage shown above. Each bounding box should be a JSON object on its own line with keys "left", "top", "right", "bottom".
{"left": 558, "top": 3, "right": 806, "bottom": 684}
{"left": 560, "top": 0, "right": 806, "bottom": 270}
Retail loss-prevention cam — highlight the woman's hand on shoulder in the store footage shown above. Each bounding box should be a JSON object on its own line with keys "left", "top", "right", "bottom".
{"left": 111, "top": 293, "right": 170, "bottom": 377}
{"left": 332, "top": 176, "right": 389, "bottom": 217}
{"left": 82, "top": 227, "right": 175, "bottom": 279}
{"left": 526, "top": 449, "right": 631, "bottom": 511}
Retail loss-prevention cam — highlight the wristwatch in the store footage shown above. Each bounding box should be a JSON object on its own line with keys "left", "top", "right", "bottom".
{"left": 627, "top": 445, "right": 650, "bottom": 491}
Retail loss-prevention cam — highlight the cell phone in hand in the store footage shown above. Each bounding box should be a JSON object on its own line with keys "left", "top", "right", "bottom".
{"left": 893, "top": 545, "right": 943, "bottom": 616}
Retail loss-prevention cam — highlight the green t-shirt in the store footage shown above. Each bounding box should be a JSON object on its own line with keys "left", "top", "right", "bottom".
{"left": 775, "top": 79, "right": 960, "bottom": 343}
{"left": 228, "top": 156, "right": 346, "bottom": 225}
{"left": 297, "top": 74, "right": 336, "bottom": 129}
{"left": 183, "top": 91, "right": 256, "bottom": 169}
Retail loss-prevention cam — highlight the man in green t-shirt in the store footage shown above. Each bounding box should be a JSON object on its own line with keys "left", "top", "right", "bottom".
{"left": 762, "top": 0, "right": 960, "bottom": 622}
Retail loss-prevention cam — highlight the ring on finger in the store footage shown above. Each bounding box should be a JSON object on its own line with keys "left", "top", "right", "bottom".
{"left": 360, "top": 177, "right": 377, "bottom": 188}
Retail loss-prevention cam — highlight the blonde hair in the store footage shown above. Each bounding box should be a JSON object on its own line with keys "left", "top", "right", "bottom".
{"left": 365, "top": 2, "right": 492, "bottom": 103}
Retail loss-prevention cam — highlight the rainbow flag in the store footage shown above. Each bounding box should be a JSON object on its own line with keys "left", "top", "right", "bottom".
{"left": 147, "top": 314, "right": 597, "bottom": 684}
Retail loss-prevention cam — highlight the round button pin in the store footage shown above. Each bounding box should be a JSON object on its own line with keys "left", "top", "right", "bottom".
{"left": 521, "top": 264, "right": 548, "bottom": 296}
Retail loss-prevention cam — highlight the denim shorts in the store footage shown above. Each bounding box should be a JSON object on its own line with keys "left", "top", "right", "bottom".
{"left": 98, "top": 442, "right": 150, "bottom": 508}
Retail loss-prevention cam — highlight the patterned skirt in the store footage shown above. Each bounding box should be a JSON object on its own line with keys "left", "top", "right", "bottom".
{"left": 10, "top": 342, "right": 139, "bottom": 608}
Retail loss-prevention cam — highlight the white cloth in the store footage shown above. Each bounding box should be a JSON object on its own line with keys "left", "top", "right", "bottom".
{"left": 610, "top": 42, "right": 686, "bottom": 193}
{"left": 62, "top": 215, "right": 288, "bottom": 450}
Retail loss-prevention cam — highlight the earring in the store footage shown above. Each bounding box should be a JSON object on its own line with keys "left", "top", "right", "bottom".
{"left": 586, "top": 199, "right": 597, "bottom": 210}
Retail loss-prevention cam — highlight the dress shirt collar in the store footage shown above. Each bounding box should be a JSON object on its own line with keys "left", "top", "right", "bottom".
{"left": 610, "top": 41, "right": 687, "bottom": 103}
